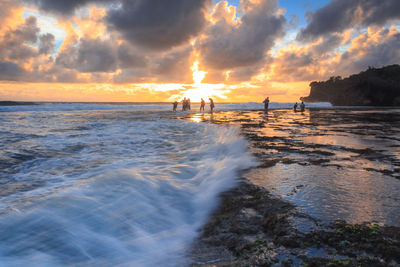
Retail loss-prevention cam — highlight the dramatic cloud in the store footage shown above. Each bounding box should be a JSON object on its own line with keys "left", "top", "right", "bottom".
{"left": 298, "top": 0, "right": 400, "bottom": 41}
{"left": 199, "top": 0, "right": 285, "bottom": 81}
{"left": 106, "top": 0, "right": 211, "bottom": 50}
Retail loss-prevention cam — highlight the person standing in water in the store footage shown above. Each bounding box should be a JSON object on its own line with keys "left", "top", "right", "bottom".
{"left": 293, "top": 102, "right": 298, "bottom": 112}
{"left": 263, "top": 97, "right": 270, "bottom": 111}
{"left": 209, "top": 98, "right": 215, "bottom": 113}
{"left": 172, "top": 101, "right": 178, "bottom": 112}
{"left": 300, "top": 101, "right": 305, "bottom": 112}
{"left": 187, "top": 98, "right": 191, "bottom": 110}
{"left": 200, "top": 98, "right": 205, "bottom": 112}
{"left": 182, "top": 97, "right": 187, "bottom": 111}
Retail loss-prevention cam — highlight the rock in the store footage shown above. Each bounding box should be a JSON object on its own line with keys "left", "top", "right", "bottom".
{"left": 301, "top": 65, "right": 400, "bottom": 106}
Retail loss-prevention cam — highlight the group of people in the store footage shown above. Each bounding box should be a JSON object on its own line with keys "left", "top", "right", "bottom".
{"left": 262, "top": 97, "right": 306, "bottom": 112}
{"left": 172, "top": 97, "right": 215, "bottom": 113}
{"left": 173, "top": 96, "right": 305, "bottom": 113}
{"left": 293, "top": 101, "right": 305, "bottom": 112}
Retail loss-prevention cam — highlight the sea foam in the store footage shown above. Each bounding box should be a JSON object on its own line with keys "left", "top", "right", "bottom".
{"left": 0, "top": 108, "right": 255, "bottom": 266}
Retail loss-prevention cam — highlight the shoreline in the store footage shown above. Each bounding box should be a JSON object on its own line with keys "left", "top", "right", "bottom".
{"left": 185, "top": 109, "right": 400, "bottom": 266}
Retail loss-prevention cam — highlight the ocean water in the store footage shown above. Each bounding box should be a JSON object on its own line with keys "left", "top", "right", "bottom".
{"left": 0, "top": 103, "right": 264, "bottom": 266}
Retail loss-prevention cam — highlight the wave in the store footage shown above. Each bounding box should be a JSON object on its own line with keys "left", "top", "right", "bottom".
{"left": 0, "top": 121, "right": 256, "bottom": 266}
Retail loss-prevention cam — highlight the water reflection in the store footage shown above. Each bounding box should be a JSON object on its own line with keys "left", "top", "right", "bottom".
{"left": 209, "top": 108, "right": 400, "bottom": 225}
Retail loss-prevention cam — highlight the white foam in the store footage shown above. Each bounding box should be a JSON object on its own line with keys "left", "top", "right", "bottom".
{"left": 0, "top": 110, "right": 256, "bottom": 266}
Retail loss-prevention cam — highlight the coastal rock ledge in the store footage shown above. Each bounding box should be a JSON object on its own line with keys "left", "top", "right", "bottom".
{"left": 301, "top": 64, "right": 400, "bottom": 106}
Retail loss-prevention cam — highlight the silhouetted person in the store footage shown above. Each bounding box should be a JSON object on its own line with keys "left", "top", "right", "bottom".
{"left": 263, "top": 97, "right": 270, "bottom": 111}
{"left": 209, "top": 98, "right": 215, "bottom": 113}
{"left": 200, "top": 98, "right": 205, "bottom": 111}
{"left": 187, "top": 98, "right": 191, "bottom": 110}
{"left": 293, "top": 102, "right": 298, "bottom": 112}
{"left": 182, "top": 97, "right": 187, "bottom": 111}
{"left": 172, "top": 101, "right": 178, "bottom": 112}
{"left": 300, "top": 101, "right": 305, "bottom": 112}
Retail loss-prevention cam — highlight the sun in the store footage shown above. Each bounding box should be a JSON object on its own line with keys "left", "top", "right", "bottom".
{"left": 191, "top": 61, "right": 207, "bottom": 85}
{"left": 168, "top": 61, "right": 230, "bottom": 102}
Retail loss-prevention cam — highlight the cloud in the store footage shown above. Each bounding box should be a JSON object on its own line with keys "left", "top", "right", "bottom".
{"left": 0, "top": 16, "right": 40, "bottom": 61}
{"left": 26, "top": 0, "right": 107, "bottom": 16}
{"left": 114, "top": 45, "right": 194, "bottom": 83}
{"left": 338, "top": 27, "right": 400, "bottom": 74}
{"left": 56, "top": 38, "right": 117, "bottom": 73}
{"left": 76, "top": 38, "right": 117, "bottom": 73}
{"left": 106, "top": 0, "right": 211, "bottom": 50}
{"left": 198, "top": 0, "right": 286, "bottom": 81}
{"left": 38, "top": 33, "right": 55, "bottom": 54}
{"left": 0, "top": 62, "right": 25, "bottom": 81}
{"left": 271, "top": 26, "right": 400, "bottom": 83}
{"left": 0, "top": 1, "right": 23, "bottom": 33}
{"left": 270, "top": 48, "right": 320, "bottom": 82}
{"left": 117, "top": 43, "right": 148, "bottom": 69}
{"left": 297, "top": 0, "right": 400, "bottom": 41}
{"left": 151, "top": 46, "right": 193, "bottom": 82}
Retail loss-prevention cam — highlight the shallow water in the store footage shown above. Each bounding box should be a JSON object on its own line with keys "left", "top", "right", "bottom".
{"left": 195, "top": 108, "right": 400, "bottom": 226}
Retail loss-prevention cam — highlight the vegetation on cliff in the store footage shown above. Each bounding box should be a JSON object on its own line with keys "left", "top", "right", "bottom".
{"left": 302, "top": 65, "right": 400, "bottom": 106}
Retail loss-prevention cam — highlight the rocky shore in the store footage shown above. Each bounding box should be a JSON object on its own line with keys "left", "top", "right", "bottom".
{"left": 184, "top": 109, "right": 400, "bottom": 266}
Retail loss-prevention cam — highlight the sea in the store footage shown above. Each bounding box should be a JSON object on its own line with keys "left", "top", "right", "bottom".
{"left": 1, "top": 102, "right": 320, "bottom": 266}
{"left": 0, "top": 101, "right": 364, "bottom": 267}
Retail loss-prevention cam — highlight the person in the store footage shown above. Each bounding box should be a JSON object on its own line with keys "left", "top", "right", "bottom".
{"left": 209, "top": 98, "right": 215, "bottom": 113}
{"left": 187, "top": 98, "right": 191, "bottom": 110}
{"left": 200, "top": 98, "right": 205, "bottom": 111}
{"left": 293, "top": 102, "right": 298, "bottom": 112}
{"left": 263, "top": 97, "right": 270, "bottom": 111}
{"left": 172, "top": 101, "right": 178, "bottom": 112}
{"left": 182, "top": 97, "right": 187, "bottom": 111}
{"left": 300, "top": 101, "right": 305, "bottom": 112}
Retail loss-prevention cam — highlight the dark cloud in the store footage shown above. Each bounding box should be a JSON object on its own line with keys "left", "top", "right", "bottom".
{"left": 117, "top": 43, "right": 148, "bottom": 69}
{"left": 26, "top": 0, "right": 106, "bottom": 16}
{"left": 39, "top": 33, "right": 56, "bottom": 54}
{"left": 199, "top": 0, "right": 285, "bottom": 81}
{"left": 106, "top": 0, "right": 211, "bottom": 50}
{"left": 151, "top": 46, "right": 193, "bottom": 82}
{"left": 0, "top": 62, "right": 25, "bottom": 81}
{"left": 297, "top": 0, "right": 400, "bottom": 41}
{"left": 56, "top": 38, "right": 117, "bottom": 73}
{"left": 77, "top": 38, "right": 117, "bottom": 73}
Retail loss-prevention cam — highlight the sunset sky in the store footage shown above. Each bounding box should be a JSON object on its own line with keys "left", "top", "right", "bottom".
{"left": 0, "top": 0, "right": 399, "bottom": 102}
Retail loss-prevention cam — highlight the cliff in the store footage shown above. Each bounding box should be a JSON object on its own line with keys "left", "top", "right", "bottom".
{"left": 301, "top": 64, "right": 400, "bottom": 106}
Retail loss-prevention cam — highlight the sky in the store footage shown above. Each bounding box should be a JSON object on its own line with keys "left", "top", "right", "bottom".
{"left": 0, "top": 0, "right": 399, "bottom": 102}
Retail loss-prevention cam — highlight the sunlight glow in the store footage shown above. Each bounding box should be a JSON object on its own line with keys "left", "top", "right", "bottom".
{"left": 191, "top": 61, "right": 207, "bottom": 85}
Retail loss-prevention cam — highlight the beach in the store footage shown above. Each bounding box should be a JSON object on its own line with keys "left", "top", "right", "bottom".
{"left": 187, "top": 108, "right": 400, "bottom": 266}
